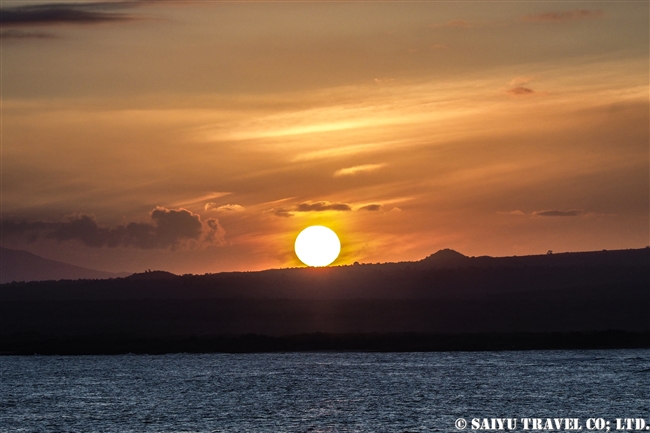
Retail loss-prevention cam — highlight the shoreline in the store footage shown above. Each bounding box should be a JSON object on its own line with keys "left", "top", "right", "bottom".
{"left": 2, "top": 330, "right": 648, "bottom": 355}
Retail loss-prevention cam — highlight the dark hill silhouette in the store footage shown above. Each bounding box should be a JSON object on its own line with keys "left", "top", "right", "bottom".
{"left": 126, "top": 270, "right": 178, "bottom": 281}
{"left": 1, "top": 247, "right": 648, "bottom": 353}
{"left": 0, "top": 247, "right": 129, "bottom": 284}
{"left": 418, "top": 248, "right": 650, "bottom": 269}
{"left": 420, "top": 248, "right": 469, "bottom": 267}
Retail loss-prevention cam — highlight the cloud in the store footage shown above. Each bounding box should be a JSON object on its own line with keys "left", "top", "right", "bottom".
{"left": 521, "top": 9, "right": 604, "bottom": 23}
{"left": 358, "top": 204, "right": 383, "bottom": 212}
{"left": 507, "top": 87, "right": 535, "bottom": 96}
{"left": 333, "top": 163, "right": 386, "bottom": 177}
{"left": 498, "top": 210, "right": 583, "bottom": 217}
{"left": 205, "top": 203, "right": 245, "bottom": 212}
{"left": 534, "top": 210, "right": 582, "bottom": 217}
{"left": 296, "top": 202, "right": 352, "bottom": 212}
{"left": 269, "top": 207, "right": 294, "bottom": 218}
{"left": 0, "top": 2, "right": 135, "bottom": 27}
{"left": 1, "top": 207, "right": 224, "bottom": 249}
{"left": 267, "top": 201, "right": 352, "bottom": 217}
{"left": 497, "top": 210, "right": 526, "bottom": 216}
{"left": 174, "top": 192, "right": 230, "bottom": 208}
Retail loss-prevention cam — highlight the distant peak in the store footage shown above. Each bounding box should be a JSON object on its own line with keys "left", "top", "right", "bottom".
{"left": 419, "top": 249, "right": 469, "bottom": 267}
{"left": 426, "top": 249, "right": 467, "bottom": 260}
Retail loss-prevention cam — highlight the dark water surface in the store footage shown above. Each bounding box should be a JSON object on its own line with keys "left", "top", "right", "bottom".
{"left": 2, "top": 350, "right": 648, "bottom": 432}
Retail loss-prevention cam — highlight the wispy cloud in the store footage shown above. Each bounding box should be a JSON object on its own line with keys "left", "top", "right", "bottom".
{"left": 296, "top": 201, "right": 351, "bottom": 212}
{"left": 534, "top": 210, "right": 582, "bottom": 217}
{"left": 293, "top": 142, "right": 399, "bottom": 163}
{"left": 205, "top": 203, "right": 245, "bottom": 212}
{"left": 507, "top": 87, "right": 535, "bottom": 96}
{"left": 521, "top": 9, "right": 604, "bottom": 23}
{"left": 358, "top": 204, "right": 383, "bottom": 212}
{"left": 0, "top": 2, "right": 136, "bottom": 27}
{"left": 268, "top": 207, "right": 294, "bottom": 218}
{"left": 267, "top": 201, "right": 352, "bottom": 218}
{"left": 499, "top": 210, "right": 584, "bottom": 217}
{"left": 1, "top": 207, "right": 224, "bottom": 249}
{"left": 497, "top": 210, "right": 525, "bottom": 216}
{"left": 333, "top": 163, "right": 386, "bottom": 177}
{"left": 173, "top": 192, "right": 230, "bottom": 208}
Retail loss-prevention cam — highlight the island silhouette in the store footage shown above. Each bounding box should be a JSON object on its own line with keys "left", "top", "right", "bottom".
{"left": 1, "top": 247, "right": 648, "bottom": 354}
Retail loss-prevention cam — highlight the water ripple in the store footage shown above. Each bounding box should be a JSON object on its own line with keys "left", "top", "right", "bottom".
{"left": 1, "top": 350, "right": 648, "bottom": 432}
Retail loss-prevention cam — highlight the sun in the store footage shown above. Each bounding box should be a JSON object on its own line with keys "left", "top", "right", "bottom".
{"left": 294, "top": 225, "right": 341, "bottom": 267}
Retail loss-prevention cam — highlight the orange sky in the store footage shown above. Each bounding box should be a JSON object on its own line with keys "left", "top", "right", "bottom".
{"left": 1, "top": 0, "right": 648, "bottom": 274}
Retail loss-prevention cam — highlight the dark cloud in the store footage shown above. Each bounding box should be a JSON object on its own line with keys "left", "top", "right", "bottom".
{"left": 358, "top": 204, "right": 383, "bottom": 212}
{"left": 1, "top": 207, "right": 224, "bottom": 249}
{"left": 0, "top": 30, "right": 55, "bottom": 39}
{"left": 0, "top": 2, "right": 135, "bottom": 27}
{"left": 202, "top": 218, "right": 226, "bottom": 245}
{"left": 269, "top": 207, "right": 294, "bottom": 218}
{"left": 534, "top": 210, "right": 582, "bottom": 217}
{"left": 508, "top": 87, "right": 535, "bottom": 96}
{"left": 295, "top": 202, "right": 352, "bottom": 212}
{"left": 264, "top": 207, "right": 293, "bottom": 218}
{"left": 521, "top": 9, "right": 604, "bottom": 23}
{"left": 267, "top": 201, "right": 352, "bottom": 217}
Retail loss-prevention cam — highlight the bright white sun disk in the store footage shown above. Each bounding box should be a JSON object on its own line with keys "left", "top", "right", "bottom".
{"left": 294, "top": 226, "right": 341, "bottom": 267}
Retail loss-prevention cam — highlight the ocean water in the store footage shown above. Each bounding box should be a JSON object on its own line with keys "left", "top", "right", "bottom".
{"left": 1, "top": 350, "right": 648, "bottom": 433}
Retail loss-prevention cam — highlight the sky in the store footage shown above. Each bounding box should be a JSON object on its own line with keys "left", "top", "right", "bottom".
{"left": 1, "top": 0, "right": 648, "bottom": 274}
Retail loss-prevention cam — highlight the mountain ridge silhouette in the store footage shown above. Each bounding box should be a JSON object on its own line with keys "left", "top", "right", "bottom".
{"left": 1, "top": 247, "right": 647, "bottom": 353}
{"left": 0, "top": 247, "right": 130, "bottom": 284}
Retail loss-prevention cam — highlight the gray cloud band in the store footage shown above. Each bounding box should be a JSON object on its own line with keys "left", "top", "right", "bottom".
{"left": 0, "top": 2, "right": 139, "bottom": 26}
{"left": 359, "top": 204, "right": 382, "bottom": 212}
{"left": 270, "top": 201, "right": 352, "bottom": 218}
{"left": 535, "top": 210, "right": 582, "bottom": 217}
{"left": 1, "top": 207, "right": 223, "bottom": 249}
